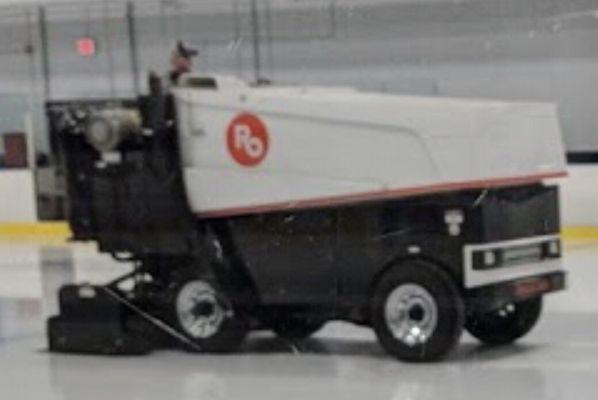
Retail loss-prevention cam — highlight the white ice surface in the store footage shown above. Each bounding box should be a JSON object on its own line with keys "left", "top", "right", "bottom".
{"left": 0, "top": 240, "right": 597, "bottom": 400}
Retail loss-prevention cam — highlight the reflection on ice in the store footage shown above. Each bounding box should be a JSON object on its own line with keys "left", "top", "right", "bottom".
{"left": 0, "top": 297, "right": 43, "bottom": 341}
{"left": 0, "top": 240, "right": 596, "bottom": 399}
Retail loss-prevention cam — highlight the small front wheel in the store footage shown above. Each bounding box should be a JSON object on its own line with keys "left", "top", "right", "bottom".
{"left": 370, "top": 261, "right": 465, "bottom": 362}
{"left": 166, "top": 274, "right": 248, "bottom": 353}
{"left": 466, "top": 297, "right": 542, "bottom": 346}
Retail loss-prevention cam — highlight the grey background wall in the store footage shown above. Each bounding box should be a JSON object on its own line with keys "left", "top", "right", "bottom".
{"left": 0, "top": 0, "right": 597, "bottom": 154}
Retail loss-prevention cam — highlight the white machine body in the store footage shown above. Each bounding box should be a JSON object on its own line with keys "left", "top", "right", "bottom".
{"left": 173, "top": 75, "right": 567, "bottom": 217}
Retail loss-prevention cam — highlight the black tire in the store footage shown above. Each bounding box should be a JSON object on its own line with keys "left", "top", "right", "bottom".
{"left": 370, "top": 260, "right": 465, "bottom": 362}
{"left": 466, "top": 297, "right": 542, "bottom": 346}
{"left": 165, "top": 271, "right": 248, "bottom": 353}
{"left": 271, "top": 316, "right": 325, "bottom": 340}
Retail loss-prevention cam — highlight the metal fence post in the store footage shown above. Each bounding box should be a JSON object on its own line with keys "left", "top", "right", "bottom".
{"left": 264, "top": 0, "right": 274, "bottom": 78}
{"left": 126, "top": 1, "right": 140, "bottom": 96}
{"left": 102, "top": 1, "right": 116, "bottom": 97}
{"left": 38, "top": 6, "right": 50, "bottom": 100}
{"left": 250, "top": 0, "right": 261, "bottom": 82}
{"left": 25, "top": 8, "right": 38, "bottom": 168}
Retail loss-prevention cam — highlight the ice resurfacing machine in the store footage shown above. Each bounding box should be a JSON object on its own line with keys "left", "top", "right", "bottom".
{"left": 46, "top": 75, "right": 567, "bottom": 361}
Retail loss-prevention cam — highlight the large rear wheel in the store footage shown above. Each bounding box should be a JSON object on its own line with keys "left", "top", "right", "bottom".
{"left": 370, "top": 261, "right": 465, "bottom": 362}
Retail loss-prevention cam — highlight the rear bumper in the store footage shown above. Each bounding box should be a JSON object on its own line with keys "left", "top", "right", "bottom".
{"left": 463, "top": 234, "right": 562, "bottom": 288}
{"left": 466, "top": 271, "right": 565, "bottom": 313}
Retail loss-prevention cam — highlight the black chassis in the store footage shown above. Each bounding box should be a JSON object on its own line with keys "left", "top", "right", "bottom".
{"left": 46, "top": 89, "right": 563, "bottom": 352}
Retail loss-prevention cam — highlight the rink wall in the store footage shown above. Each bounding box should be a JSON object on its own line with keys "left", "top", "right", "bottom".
{"left": 0, "top": 170, "right": 37, "bottom": 223}
{"left": 560, "top": 166, "right": 598, "bottom": 226}
{"left": 1, "top": 165, "right": 598, "bottom": 239}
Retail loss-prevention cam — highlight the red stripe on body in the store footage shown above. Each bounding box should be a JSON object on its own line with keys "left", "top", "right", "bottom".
{"left": 197, "top": 171, "right": 567, "bottom": 219}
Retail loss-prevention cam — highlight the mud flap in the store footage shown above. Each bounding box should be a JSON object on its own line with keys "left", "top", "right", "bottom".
{"left": 47, "top": 285, "right": 156, "bottom": 355}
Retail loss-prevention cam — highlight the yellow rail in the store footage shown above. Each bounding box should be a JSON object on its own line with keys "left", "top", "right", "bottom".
{"left": 0, "top": 223, "right": 597, "bottom": 242}
{"left": 561, "top": 226, "right": 598, "bottom": 240}
{"left": 0, "top": 222, "right": 71, "bottom": 240}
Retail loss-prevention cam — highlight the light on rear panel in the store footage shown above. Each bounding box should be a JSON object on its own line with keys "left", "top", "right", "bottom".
{"left": 483, "top": 250, "right": 496, "bottom": 266}
{"left": 502, "top": 245, "right": 542, "bottom": 263}
{"left": 548, "top": 240, "right": 560, "bottom": 256}
{"left": 444, "top": 209, "right": 464, "bottom": 236}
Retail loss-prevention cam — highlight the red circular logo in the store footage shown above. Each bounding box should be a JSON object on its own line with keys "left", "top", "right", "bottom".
{"left": 226, "top": 113, "right": 269, "bottom": 167}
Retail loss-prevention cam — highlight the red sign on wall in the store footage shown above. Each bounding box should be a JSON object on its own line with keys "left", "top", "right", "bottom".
{"left": 76, "top": 37, "right": 97, "bottom": 57}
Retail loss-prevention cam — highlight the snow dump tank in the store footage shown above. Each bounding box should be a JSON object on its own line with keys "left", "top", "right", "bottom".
{"left": 173, "top": 75, "right": 567, "bottom": 218}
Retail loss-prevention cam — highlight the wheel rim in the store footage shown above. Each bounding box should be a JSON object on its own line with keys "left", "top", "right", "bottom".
{"left": 176, "top": 280, "right": 227, "bottom": 339}
{"left": 384, "top": 283, "right": 438, "bottom": 347}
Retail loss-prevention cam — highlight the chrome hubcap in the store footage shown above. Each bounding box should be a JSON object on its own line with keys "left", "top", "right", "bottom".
{"left": 176, "top": 280, "right": 227, "bottom": 339}
{"left": 384, "top": 283, "right": 438, "bottom": 347}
